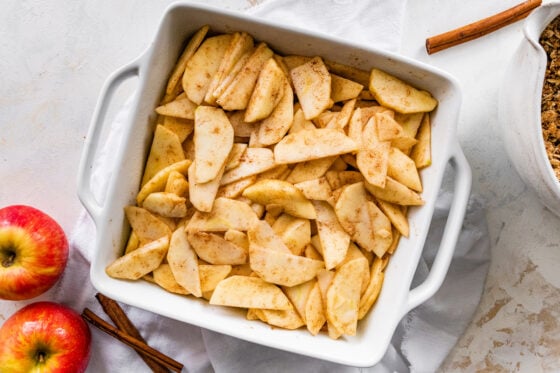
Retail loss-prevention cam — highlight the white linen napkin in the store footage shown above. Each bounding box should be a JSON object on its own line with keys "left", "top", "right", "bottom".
{"left": 56, "top": 1, "right": 490, "bottom": 372}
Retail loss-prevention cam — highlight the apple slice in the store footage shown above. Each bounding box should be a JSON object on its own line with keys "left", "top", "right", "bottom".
{"left": 388, "top": 147, "right": 422, "bottom": 192}
{"left": 124, "top": 206, "right": 171, "bottom": 245}
{"left": 326, "top": 258, "right": 366, "bottom": 336}
{"left": 210, "top": 275, "right": 291, "bottom": 310}
{"left": 356, "top": 117, "right": 391, "bottom": 188}
{"left": 216, "top": 42, "right": 274, "bottom": 110}
{"left": 290, "top": 56, "right": 331, "bottom": 120}
{"left": 106, "top": 236, "right": 169, "bottom": 280}
{"left": 364, "top": 177, "right": 424, "bottom": 206}
{"left": 220, "top": 148, "right": 277, "bottom": 185}
{"left": 182, "top": 34, "right": 233, "bottom": 105}
{"left": 256, "top": 79, "right": 294, "bottom": 146}
{"left": 330, "top": 74, "right": 363, "bottom": 102}
{"left": 155, "top": 93, "right": 197, "bottom": 120}
{"left": 142, "top": 192, "right": 187, "bottom": 218}
{"left": 160, "top": 115, "right": 194, "bottom": 143}
{"left": 274, "top": 128, "right": 357, "bottom": 164}
{"left": 193, "top": 106, "right": 234, "bottom": 183}
{"left": 188, "top": 231, "right": 247, "bottom": 265}
{"left": 163, "top": 25, "right": 209, "bottom": 102}
{"left": 271, "top": 214, "right": 311, "bottom": 256}
{"left": 247, "top": 220, "right": 292, "bottom": 254}
{"left": 136, "top": 159, "right": 191, "bottom": 205}
{"left": 334, "top": 182, "right": 376, "bottom": 253}
{"left": 186, "top": 197, "right": 259, "bottom": 232}
{"left": 167, "top": 227, "right": 201, "bottom": 297}
{"left": 205, "top": 32, "right": 254, "bottom": 105}
{"left": 249, "top": 244, "right": 324, "bottom": 287}
{"left": 313, "top": 201, "right": 350, "bottom": 270}
{"left": 188, "top": 161, "right": 224, "bottom": 213}
{"left": 244, "top": 58, "right": 286, "bottom": 123}
{"left": 369, "top": 68, "right": 437, "bottom": 114}
{"left": 242, "top": 179, "right": 316, "bottom": 219}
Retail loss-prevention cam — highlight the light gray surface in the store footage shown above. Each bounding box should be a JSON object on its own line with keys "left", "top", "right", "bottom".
{"left": 1, "top": 0, "right": 559, "bottom": 371}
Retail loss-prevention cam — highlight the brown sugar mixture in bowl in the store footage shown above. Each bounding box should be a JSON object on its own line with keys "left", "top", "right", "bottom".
{"left": 540, "top": 15, "right": 560, "bottom": 181}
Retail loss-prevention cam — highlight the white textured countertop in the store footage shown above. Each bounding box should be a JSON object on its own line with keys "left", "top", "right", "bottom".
{"left": 1, "top": 0, "right": 559, "bottom": 371}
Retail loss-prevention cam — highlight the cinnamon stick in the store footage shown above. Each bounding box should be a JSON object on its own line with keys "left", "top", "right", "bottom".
{"left": 95, "top": 293, "right": 169, "bottom": 373}
{"left": 81, "top": 308, "right": 184, "bottom": 373}
{"left": 425, "top": 0, "right": 542, "bottom": 54}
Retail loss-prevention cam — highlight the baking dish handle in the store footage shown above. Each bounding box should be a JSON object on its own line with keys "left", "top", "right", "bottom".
{"left": 404, "top": 144, "right": 472, "bottom": 314}
{"left": 77, "top": 61, "right": 140, "bottom": 222}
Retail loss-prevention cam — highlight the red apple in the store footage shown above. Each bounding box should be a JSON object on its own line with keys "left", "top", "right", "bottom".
{"left": 0, "top": 301, "right": 91, "bottom": 372}
{"left": 0, "top": 205, "right": 69, "bottom": 300}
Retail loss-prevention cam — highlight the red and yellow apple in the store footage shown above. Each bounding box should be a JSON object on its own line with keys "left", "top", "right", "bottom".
{"left": 0, "top": 301, "right": 91, "bottom": 372}
{"left": 0, "top": 205, "right": 69, "bottom": 300}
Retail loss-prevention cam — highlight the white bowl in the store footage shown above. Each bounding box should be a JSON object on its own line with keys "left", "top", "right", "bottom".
{"left": 499, "top": 1, "right": 560, "bottom": 218}
{"left": 78, "top": 2, "right": 471, "bottom": 367}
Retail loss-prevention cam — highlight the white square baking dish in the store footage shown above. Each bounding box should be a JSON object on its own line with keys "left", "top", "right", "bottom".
{"left": 78, "top": 2, "right": 471, "bottom": 367}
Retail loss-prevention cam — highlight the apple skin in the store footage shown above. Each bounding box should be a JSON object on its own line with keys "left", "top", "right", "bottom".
{"left": 0, "top": 301, "right": 91, "bottom": 372}
{"left": 0, "top": 205, "right": 69, "bottom": 300}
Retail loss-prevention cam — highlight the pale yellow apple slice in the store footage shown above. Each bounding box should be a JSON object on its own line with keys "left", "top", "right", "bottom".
{"left": 271, "top": 214, "right": 311, "bottom": 256}
{"left": 187, "top": 231, "right": 247, "bottom": 265}
{"left": 290, "top": 56, "right": 331, "bottom": 120}
{"left": 155, "top": 93, "right": 197, "bottom": 120}
{"left": 305, "top": 281, "right": 326, "bottom": 335}
{"left": 410, "top": 113, "right": 432, "bottom": 168}
{"left": 330, "top": 74, "right": 363, "bottom": 102}
{"left": 313, "top": 200, "right": 350, "bottom": 270}
{"left": 193, "top": 106, "right": 234, "bottom": 184}
{"left": 188, "top": 161, "right": 224, "bottom": 213}
{"left": 142, "top": 192, "right": 187, "bottom": 218}
{"left": 388, "top": 147, "right": 422, "bottom": 192}
{"left": 282, "top": 280, "right": 315, "bottom": 322}
{"left": 124, "top": 206, "right": 172, "bottom": 245}
{"left": 369, "top": 68, "right": 437, "bottom": 114}
{"left": 294, "top": 177, "right": 332, "bottom": 202}
{"left": 205, "top": 32, "right": 254, "bottom": 105}
{"left": 274, "top": 128, "right": 357, "bottom": 164}
{"left": 367, "top": 201, "right": 393, "bottom": 258}
{"left": 199, "top": 264, "right": 232, "bottom": 293}
{"left": 186, "top": 197, "right": 259, "bottom": 232}
{"left": 160, "top": 115, "right": 194, "bottom": 143}
{"left": 163, "top": 25, "right": 209, "bottom": 102}
{"left": 137, "top": 160, "right": 191, "bottom": 205}
{"left": 106, "top": 236, "right": 169, "bottom": 280}
{"left": 209, "top": 275, "right": 291, "bottom": 310}
{"left": 242, "top": 179, "right": 316, "bottom": 219}
{"left": 259, "top": 304, "right": 305, "bottom": 330}
{"left": 167, "top": 227, "right": 201, "bottom": 297}
{"left": 247, "top": 220, "right": 292, "bottom": 254}
{"left": 249, "top": 244, "right": 324, "bottom": 287}
{"left": 244, "top": 58, "right": 286, "bottom": 123}
{"left": 285, "top": 156, "right": 336, "bottom": 184}
{"left": 220, "top": 148, "right": 276, "bottom": 185}
{"left": 152, "top": 263, "right": 189, "bottom": 295}
{"left": 256, "top": 79, "right": 294, "bottom": 146}
{"left": 326, "top": 258, "right": 367, "bottom": 336}
{"left": 364, "top": 177, "right": 424, "bottom": 206}
{"left": 334, "top": 182, "right": 376, "bottom": 253}
{"left": 358, "top": 257, "right": 384, "bottom": 320}
{"left": 182, "top": 34, "right": 233, "bottom": 105}
{"left": 356, "top": 117, "right": 391, "bottom": 188}
{"left": 216, "top": 42, "right": 274, "bottom": 110}
{"left": 140, "top": 125, "right": 185, "bottom": 187}
{"left": 377, "top": 199, "right": 409, "bottom": 237}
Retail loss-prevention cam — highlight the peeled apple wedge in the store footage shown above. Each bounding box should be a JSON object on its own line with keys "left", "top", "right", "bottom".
{"left": 242, "top": 179, "right": 316, "bottom": 219}
{"left": 369, "top": 68, "right": 437, "bottom": 114}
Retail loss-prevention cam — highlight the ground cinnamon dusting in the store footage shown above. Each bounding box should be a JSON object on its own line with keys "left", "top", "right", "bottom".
{"left": 540, "top": 16, "right": 560, "bottom": 180}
